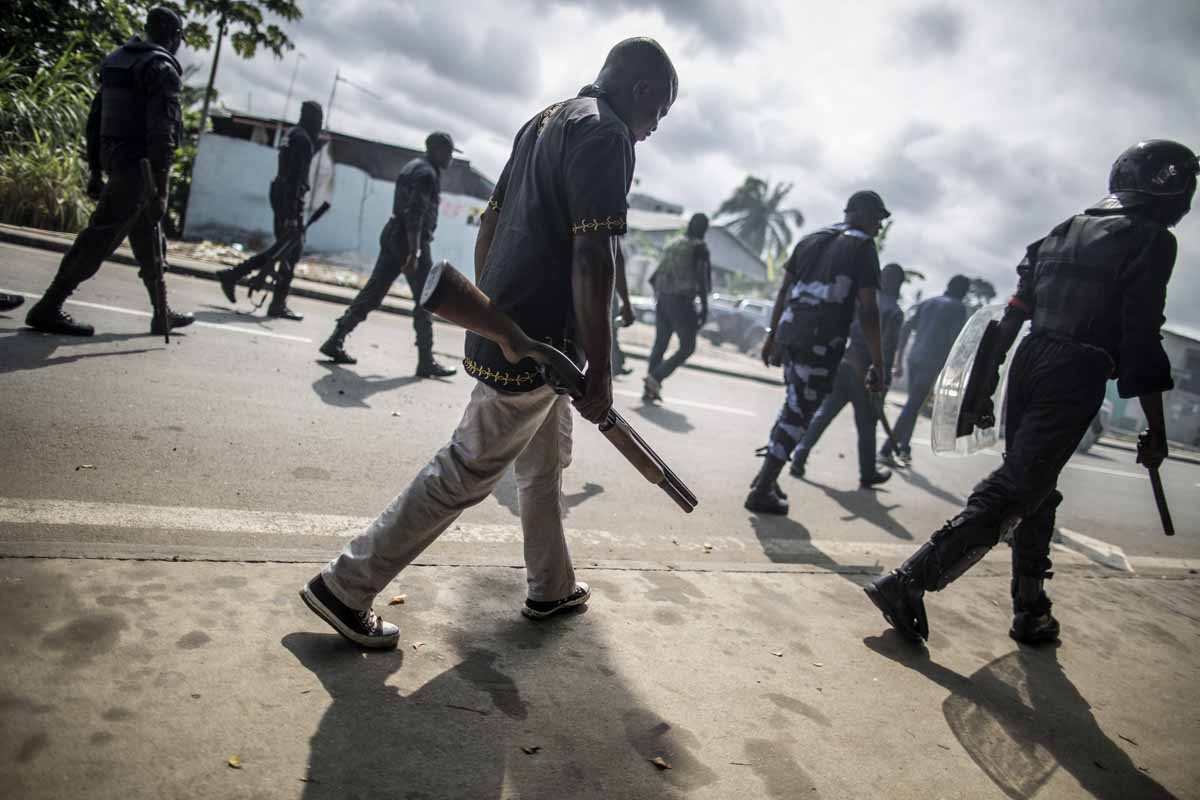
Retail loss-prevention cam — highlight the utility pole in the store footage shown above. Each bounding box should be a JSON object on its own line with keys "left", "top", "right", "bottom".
{"left": 307, "top": 69, "right": 382, "bottom": 214}
{"left": 275, "top": 52, "right": 306, "bottom": 148}
{"left": 196, "top": 14, "right": 227, "bottom": 139}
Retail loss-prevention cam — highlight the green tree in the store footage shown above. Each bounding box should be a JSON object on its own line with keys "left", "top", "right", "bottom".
{"left": 1, "top": 0, "right": 154, "bottom": 72}
{"left": 184, "top": 0, "right": 303, "bottom": 137}
{"left": 966, "top": 277, "right": 997, "bottom": 310}
{"left": 714, "top": 176, "right": 805, "bottom": 267}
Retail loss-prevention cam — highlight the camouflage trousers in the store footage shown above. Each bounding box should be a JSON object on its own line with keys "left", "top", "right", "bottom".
{"left": 765, "top": 349, "right": 842, "bottom": 462}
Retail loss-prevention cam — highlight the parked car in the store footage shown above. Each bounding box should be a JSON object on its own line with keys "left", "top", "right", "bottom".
{"left": 701, "top": 294, "right": 772, "bottom": 354}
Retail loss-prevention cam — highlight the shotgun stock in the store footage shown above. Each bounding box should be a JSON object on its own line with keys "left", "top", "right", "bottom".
{"left": 138, "top": 159, "right": 169, "bottom": 344}
{"left": 420, "top": 261, "right": 697, "bottom": 513}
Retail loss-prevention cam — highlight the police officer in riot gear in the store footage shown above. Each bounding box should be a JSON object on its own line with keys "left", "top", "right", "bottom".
{"left": 866, "top": 140, "right": 1197, "bottom": 646}
{"left": 318, "top": 132, "right": 458, "bottom": 377}
{"left": 216, "top": 100, "right": 324, "bottom": 320}
{"left": 25, "top": 6, "right": 193, "bottom": 337}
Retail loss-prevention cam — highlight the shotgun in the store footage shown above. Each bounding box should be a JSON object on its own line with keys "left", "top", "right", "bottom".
{"left": 420, "top": 261, "right": 698, "bottom": 513}
{"left": 138, "top": 159, "right": 170, "bottom": 344}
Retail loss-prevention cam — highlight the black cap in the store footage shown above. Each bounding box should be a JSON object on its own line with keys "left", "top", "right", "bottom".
{"left": 426, "top": 131, "right": 462, "bottom": 154}
{"left": 844, "top": 190, "right": 890, "bottom": 218}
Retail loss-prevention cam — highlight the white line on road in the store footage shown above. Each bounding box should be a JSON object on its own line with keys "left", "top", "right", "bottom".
{"left": 9, "top": 291, "right": 312, "bottom": 343}
{"left": 613, "top": 390, "right": 756, "bottom": 417}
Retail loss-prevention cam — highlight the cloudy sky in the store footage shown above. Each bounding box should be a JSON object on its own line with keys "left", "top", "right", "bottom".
{"left": 185, "top": 0, "right": 1200, "bottom": 329}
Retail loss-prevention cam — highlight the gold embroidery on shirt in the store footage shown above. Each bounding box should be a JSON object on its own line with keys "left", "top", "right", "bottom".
{"left": 462, "top": 358, "right": 539, "bottom": 387}
{"left": 570, "top": 216, "right": 627, "bottom": 235}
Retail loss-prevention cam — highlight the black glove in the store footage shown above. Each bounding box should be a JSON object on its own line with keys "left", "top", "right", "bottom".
{"left": 1136, "top": 428, "right": 1168, "bottom": 470}
{"left": 86, "top": 171, "right": 105, "bottom": 201}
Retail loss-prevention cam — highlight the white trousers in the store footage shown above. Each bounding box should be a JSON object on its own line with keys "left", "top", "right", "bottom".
{"left": 323, "top": 382, "right": 576, "bottom": 609}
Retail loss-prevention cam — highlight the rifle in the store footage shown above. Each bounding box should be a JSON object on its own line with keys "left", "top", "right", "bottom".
{"left": 245, "top": 201, "right": 332, "bottom": 308}
{"left": 420, "top": 261, "right": 698, "bottom": 513}
{"left": 138, "top": 159, "right": 170, "bottom": 344}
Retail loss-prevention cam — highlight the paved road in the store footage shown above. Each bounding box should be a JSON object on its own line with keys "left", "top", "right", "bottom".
{"left": 1, "top": 241, "right": 1196, "bottom": 569}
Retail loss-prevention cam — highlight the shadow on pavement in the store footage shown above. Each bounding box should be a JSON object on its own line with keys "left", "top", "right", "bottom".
{"left": 284, "top": 573, "right": 718, "bottom": 799}
{"left": 631, "top": 403, "right": 694, "bottom": 434}
{"left": 190, "top": 305, "right": 277, "bottom": 327}
{"left": 0, "top": 329, "right": 161, "bottom": 375}
{"left": 312, "top": 363, "right": 423, "bottom": 408}
{"left": 892, "top": 466, "right": 964, "bottom": 508}
{"left": 801, "top": 477, "right": 914, "bottom": 541}
{"left": 490, "top": 470, "right": 604, "bottom": 519}
{"left": 748, "top": 514, "right": 880, "bottom": 587}
{"left": 863, "top": 632, "right": 1176, "bottom": 800}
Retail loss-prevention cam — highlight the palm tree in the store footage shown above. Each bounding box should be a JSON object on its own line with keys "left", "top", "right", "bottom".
{"left": 714, "top": 176, "right": 805, "bottom": 262}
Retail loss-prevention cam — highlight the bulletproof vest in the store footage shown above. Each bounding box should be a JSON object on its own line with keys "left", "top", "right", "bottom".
{"left": 98, "top": 43, "right": 176, "bottom": 140}
{"left": 393, "top": 157, "right": 440, "bottom": 235}
{"left": 276, "top": 126, "right": 314, "bottom": 187}
{"left": 1026, "top": 214, "right": 1145, "bottom": 354}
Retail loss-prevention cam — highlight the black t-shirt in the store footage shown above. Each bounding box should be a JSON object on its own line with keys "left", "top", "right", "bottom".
{"left": 464, "top": 91, "right": 635, "bottom": 391}
{"left": 775, "top": 223, "right": 881, "bottom": 359}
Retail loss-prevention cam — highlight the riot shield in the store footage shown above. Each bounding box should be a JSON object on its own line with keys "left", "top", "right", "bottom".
{"left": 931, "top": 304, "right": 1027, "bottom": 456}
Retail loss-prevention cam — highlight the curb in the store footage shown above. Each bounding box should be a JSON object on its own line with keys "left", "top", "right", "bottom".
{"left": 1, "top": 224, "right": 783, "bottom": 387}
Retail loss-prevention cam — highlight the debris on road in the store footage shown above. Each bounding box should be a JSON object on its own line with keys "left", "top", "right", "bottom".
{"left": 649, "top": 756, "right": 672, "bottom": 770}
{"left": 227, "top": 755, "right": 242, "bottom": 770}
{"left": 75, "top": 464, "right": 96, "bottom": 471}
{"left": 521, "top": 746, "right": 541, "bottom": 755}
{"left": 388, "top": 594, "right": 407, "bottom": 605}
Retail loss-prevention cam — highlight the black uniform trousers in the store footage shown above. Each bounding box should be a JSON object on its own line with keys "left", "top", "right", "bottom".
{"left": 647, "top": 292, "right": 700, "bottom": 383}
{"left": 930, "top": 333, "right": 1109, "bottom": 582}
{"left": 336, "top": 218, "right": 433, "bottom": 356}
{"left": 46, "top": 164, "right": 162, "bottom": 303}
{"left": 225, "top": 194, "right": 303, "bottom": 307}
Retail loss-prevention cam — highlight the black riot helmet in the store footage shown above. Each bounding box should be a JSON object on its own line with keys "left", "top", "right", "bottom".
{"left": 299, "top": 101, "right": 323, "bottom": 142}
{"left": 146, "top": 6, "right": 184, "bottom": 54}
{"left": 1092, "top": 140, "right": 1198, "bottom": 215}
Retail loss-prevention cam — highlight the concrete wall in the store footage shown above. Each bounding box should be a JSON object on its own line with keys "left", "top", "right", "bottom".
{"left": 184, "top": 133, "right": 486, "bottom": 273}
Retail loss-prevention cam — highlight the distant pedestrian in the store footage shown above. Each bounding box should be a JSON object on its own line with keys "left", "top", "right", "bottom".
{"left": 24, "top": 6, "right": 193, "bottom": 337}
{"left": 643, "top": 213, "right": 711, "bottom": 403}
{"left": 745, "top": 191, "right": 889, "bottom": 515}
{"left": 217, "top": 100, "right": 323, "bottom": 321}
{"left": 299, "top": 38, "right": 677, "bottom": 648}
{"left": 789, "top": 262, "right": 906, "bottom": 487}
{"left": 879, "top": 275, "right": 970, "bottom": 466}
{"left": 317, "top": 132, "right": 458, "bottom": 377}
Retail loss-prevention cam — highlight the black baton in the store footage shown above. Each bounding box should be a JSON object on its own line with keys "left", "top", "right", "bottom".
{"left": 1148, "top": 467, "right": 1175, "bottom": 536}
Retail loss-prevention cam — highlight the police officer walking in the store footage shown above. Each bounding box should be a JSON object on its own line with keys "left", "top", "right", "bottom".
{"left": 642, "top": 213, "right": 711, "bottom": 403}
{"left": 216, "top": 100, "right": 323, "bottom": 320}
{"left": 788, "top": 262, "right": 906, "bottom": 487}
{"left": 24, "top": 6, "right": 193, "bottom": 337}
{"left": 866, "top": 140, "right": 1197, "bottom": 646}
{"left": 318, "top": 132, "right": 458, "bottom": 377}
{"left": 745, "top": 191, "right": 890, "bottom": 514}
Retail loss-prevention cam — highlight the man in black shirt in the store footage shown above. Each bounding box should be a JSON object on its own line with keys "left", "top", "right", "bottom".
{"left": 867, "top": 140, "right": 1196, "bottom": 646}
{"left": 216, "top": 100, "right": 323, "bottom": 321}
{"left": 789, "top": 262, "right": 905, "bottom": 487}
{"left": 25, "top": 6, "right": 193, "bottom": 337}
{"left": 299, "top": 39, "right": 677, "bottom": 648}
{"left": 745, "top": 191, "right": 889, "bottom": 515}
{"left": 318, "top": 132, "right": 458, "bottom": 377}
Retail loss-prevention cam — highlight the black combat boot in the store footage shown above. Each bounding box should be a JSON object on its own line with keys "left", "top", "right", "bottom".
{"left": 216, "top": 267, "right": 242, "bottom": 303}
{"left": 143, "top": 278, "right": 194, "bottom": 335}
{"left": 0, "top": 292, "right": 25, "bottom": 312}
{"left": 1009, "top": 575, "right": 1060, "bottom": 645}
{"left": 745, "top": 455, "right": 788, "bottom": 514}
{"left": 266, "top": 268, "right": 302, "bottom": 320}
{"left": 865, "top": 543, "right": 933, "bottom": 642}
{"left": 25, "top": 283, "right": 93, "bottom": 336}
{"left": 416, "top": 354, "right": 457, "bottom": 378}
{"left": 860, "top": 467, "right": 892, "bottom": 489}
{"left": 319, "top": 323, "right": 356, "bottom": 364}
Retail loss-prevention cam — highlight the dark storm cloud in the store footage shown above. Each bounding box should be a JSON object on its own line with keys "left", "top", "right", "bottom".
{"left": 552, "top": 0, "right": 764, "bottom": 51}
{"left": 899, "top": 5, "right": 965, "bottom": 59}
{"left": 857, "top": 123, "right": 945, "bottom": 214}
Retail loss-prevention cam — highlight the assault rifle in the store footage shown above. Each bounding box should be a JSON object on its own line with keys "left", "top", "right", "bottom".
{"left": 245, "top": 201, "right": 332, "bottom": 308}
{"left": 420, "top": 261, "right": 698, "bottom": 513}
{"left": 138, "top": 159, "right": 170, "bottom": 344}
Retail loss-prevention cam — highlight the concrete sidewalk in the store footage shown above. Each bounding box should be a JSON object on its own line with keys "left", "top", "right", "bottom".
{"left": 1, "top": 556, "right": 1195, "bottom": 799}
{"left": 0, "top": 223, "right": 783, "bottom": 388}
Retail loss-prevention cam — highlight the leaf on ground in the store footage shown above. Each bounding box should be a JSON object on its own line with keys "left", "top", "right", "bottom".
{"left": 812, "top": 662, "right": 824, "bottom": 668}
{"left": 76, "top": 464, "right": 96, "bottom": 470}
{"left": 228, "top": 755, "right": 242, "bottom": 769}
{"left": 412, "top": 641, "right": 425, "bottom": 650}
{"left": 299, "top": 776, "right": 318, "bottom": 784}
{"left": 771, "top": 650, "right": 784, "bottom": 657}
{"left": 521, "top": 746, "right": 541, "bottom": 755}
{"left": 1118, "top": 734, "right": 1139, "bottom": 747}
{"left": 388, "top": 594, "right": 407, "bottom": 605}
{"left": 650, "top": 756, "right": 672, "bottom": 770}
{"left": 702, "top": 543, "right": 713, "bottom": 553}
{"left": 391, "top": 411, "right": 402, "bottom": 417}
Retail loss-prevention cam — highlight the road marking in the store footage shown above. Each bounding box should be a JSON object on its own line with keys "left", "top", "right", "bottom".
{"left": 613, "top": 390, "right": 756, "bottom": 417}
{"left": 9, "top": 291, "right": 312, "bottom": 343}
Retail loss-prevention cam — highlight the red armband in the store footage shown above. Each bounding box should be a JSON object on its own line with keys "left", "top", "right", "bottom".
{"left": 1007, "top": 296, "right": 1031, "bottom": 314}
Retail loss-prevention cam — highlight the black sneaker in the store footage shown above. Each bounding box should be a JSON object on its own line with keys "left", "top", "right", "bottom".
{"left": 0, "top": 292, "right": 25, "bottom": 312}
{"left": 150, "top": 308, "right": 194, "bottom": 335}
{"left": 860, "top": 468, "right": 892, "bottom": 489}
{"left": 26, "top": 302, "right": 94, "bottom": 336}
{"left": 522, "top": 582, "right": 591, "bottom": 620}
{"left": 267, "top": 305, "right": 304, "bottom": 321}
{"left": 319, "top": 336, "right": 357, "bottom": 364}
{"left": 299, "top": 574, "right": 399, "bottom": 649}
{"left": 416, "top": 358, "right": 457, "bottom": 378}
